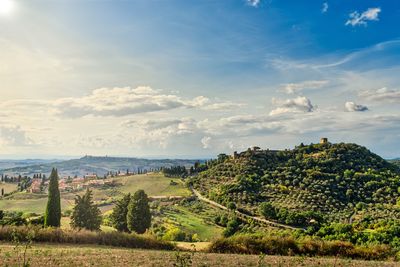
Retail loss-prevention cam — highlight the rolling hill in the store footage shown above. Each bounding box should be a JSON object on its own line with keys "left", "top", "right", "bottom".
{"left": 192, "top": 142, "right": 400, "bottom": 223}
{"left": 0, "top": 156, "right": 198, "bottom": 177}
{"left": 389, "top": 159, "right": 400, "bottom": 167}
{"left": 0, "top": 159, "right": 60, "bottom": 170}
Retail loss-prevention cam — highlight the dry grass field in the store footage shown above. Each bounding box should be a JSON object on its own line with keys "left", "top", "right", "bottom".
{"left": 0, "top": 243, "right": 398, "bottom": 267}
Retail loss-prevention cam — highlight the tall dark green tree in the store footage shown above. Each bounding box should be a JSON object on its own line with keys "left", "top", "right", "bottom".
{"left": 70, "top": 189, "right": 102, "bottom": 231}
{"left": 110, "top": 193, "right": 131, "bottom": 232}
{"left": 127, "top": 190, "right": 151, "bottom": 234}
{"left": 44, "top": 168, "right": 61, "bottom": 227}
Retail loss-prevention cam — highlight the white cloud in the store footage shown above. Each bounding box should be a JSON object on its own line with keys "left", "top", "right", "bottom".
{"left": 201, "top": 136, "right": 212, "bottom": 149}
{"left": 0, "top": 125, "right": 34, "bottom": 147}
{"left": 118, "top": 117, "right": 200, "bottom": 149}
{"left": 346, "top": 7, "right": 381, "bottom": 27}
{"left": 360, "top": 87, "right": 400, "bottom": 103}
{"left": 50, "top": 86, "right": 244, "bottom": 118}
{"left": 51, "top": 86, "right": 222, "bottom": 118}
{"left": 321, "top": 2, "right": 329, "bottom": 13}
{"left": 53, "top": 86, "right": 190, "bottom": 117}
{"left": 247, "top": 0, "right": 260, "bottom": 7}
{"left": 202, "top": 102, "right": 246, "bottom": 110}
{"left": 280, "top": 80, "right": 329, "bottom": 94}
{"left": 270, "top": 96, "right": 314, "bottom": 115}
{"left": 345, "top": 102, "right": 368, "bottom": 112}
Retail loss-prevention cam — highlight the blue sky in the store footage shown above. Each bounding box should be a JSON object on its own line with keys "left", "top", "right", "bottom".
{"left": 0, "top": 0, "right": 399, "bottom": 158}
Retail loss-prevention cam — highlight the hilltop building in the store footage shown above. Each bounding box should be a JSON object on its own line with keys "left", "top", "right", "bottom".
{"left": 320, "top": 138, "right": 328, "bottom": 144}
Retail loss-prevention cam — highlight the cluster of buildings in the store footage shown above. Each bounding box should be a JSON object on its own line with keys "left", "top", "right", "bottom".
{"left": 28, "top": 173, "right": 115, "bottom": 194}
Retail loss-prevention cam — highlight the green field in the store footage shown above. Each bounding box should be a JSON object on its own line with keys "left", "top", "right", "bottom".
{"left": 115, "top": 173, "right": 191, "bottom": 197}
{"left": 161, "top": 205, "right": 224, "bottom": 241}
{"left": 0, "top": 173, "right": 190, "bottom": 214}
{"left": 0, "top": 243, "right": 396, "bottom": 267}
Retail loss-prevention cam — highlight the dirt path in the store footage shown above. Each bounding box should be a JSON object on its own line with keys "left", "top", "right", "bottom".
{"left": 191, "top": 187, "right": 305, "bottom": 231}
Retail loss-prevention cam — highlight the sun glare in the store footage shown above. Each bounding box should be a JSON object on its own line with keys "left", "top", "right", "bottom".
{"left": 0, "top": 0, "right": 14, "bottom": 16}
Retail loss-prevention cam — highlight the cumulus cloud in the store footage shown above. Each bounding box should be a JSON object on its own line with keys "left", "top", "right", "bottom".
{"left": 119, "top": 117, "right": 199, "bottom": 149}
{"left": 201, "top": 136, "right": 212, "bottom": 149}
{"left": 247, "top": 0, "right": 260, "bottom": 7}
{"left": 270, "top": 96, "right": 314, "bottom": 115}
{"left": 51, "top": 86, "right": 243, "bottom": 118}
{"left": 321, "top": 2, "right": 329, "bottom": 13}
{"left": 124, "top": 118, "right": 196, "bottom": 135}
{"left": 346, "top": 7, "right": 381, "bottom": 27}
{"left": 345, "top": 102, "right": 368, "bottom": 112}
{"left": 53, "top": 86, "right": 192, "bottom": 118}
{"left": 0, "top": 125, "right": 34, "bottom": 146}
{"left": 360, "top": 87, "right": 400, "bottom": 103}
{"left": 280, "top": 80, "right": 329, "bottom": 94}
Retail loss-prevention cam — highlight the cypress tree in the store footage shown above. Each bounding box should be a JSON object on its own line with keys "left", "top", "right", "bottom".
{"left": 70, "top": 189, "right": 102, "bottom": 231}
{"left": 127, "top": 190, "right": 151, "bottom": 234}
{"left": 44, "top": 168, "right": 61, "bottom": 227}
{"left": 110, "top": 193, "right": 131, "bottom": 232}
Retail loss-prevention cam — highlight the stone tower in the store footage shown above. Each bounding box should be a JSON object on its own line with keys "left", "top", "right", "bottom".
{"left": 320, "top": 137, "right": 328, "bottom": 144}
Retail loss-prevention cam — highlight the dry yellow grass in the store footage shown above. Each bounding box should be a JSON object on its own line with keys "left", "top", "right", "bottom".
{"left": 0, "top": 243, "right": 398, "bottom": 267}
{"left": 175, "top": 241, "right": 211, "bottom": 251}
{"left": 0, "top": 182, "right": 18, "bottom": 194}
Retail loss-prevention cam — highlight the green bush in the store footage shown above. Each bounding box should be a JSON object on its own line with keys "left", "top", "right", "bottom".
{"left": 162, "top": 227, "right": 187, "bottom": 241}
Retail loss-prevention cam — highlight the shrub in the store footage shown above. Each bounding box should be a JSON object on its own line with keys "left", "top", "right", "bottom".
{"left": 163, "top": 227, "right": 187, "bottom": 241}
{"left": 208, "top": 234, "right": 394, "bottom": 260}
{"left": 0, "top": 225, "right": 175, "bottom": 250}
{"left": 0, "top": 211, "right": 27, "bottom": 226}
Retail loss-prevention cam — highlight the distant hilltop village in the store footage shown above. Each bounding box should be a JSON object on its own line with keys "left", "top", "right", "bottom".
{"left": 232, "top": 138, "right": 329, "bottom": 159}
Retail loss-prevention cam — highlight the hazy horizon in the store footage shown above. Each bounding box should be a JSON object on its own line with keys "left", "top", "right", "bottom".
{"left": 1, "top": 0, "right": 399, "bottom": 159}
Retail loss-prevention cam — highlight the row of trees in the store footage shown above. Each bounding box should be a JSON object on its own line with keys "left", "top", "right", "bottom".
{"left": 110, "top": 190, "right": 151, "bottom": 234}
{"left": 44, "top": 168, "right": 151, "bottom": 233}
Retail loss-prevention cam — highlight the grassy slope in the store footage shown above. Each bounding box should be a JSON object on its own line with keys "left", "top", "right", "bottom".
{"left": 116, "top": 173, "right": 191, "bottom": 197}
{"left": 161, "top": 206, "right": 224, "bottom": 241}
{"left": 0, "top": 173, "right": 222, "bottom": 243}
{"left": 0, "top": 243, "right": 396, "bottom": 267}
{"left": 0, "top": 182, "right": 18, "bottom": 194}
{"left": 0, "top": 173, "right": 191, "bottom": 213}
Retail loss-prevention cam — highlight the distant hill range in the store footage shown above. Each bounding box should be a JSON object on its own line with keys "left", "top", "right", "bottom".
{"left": 193, "top": 140, "right": 400, "bottom": 223}
{"left": 389, "top": 159, "right": 400, "bottom": 167}
{"left": 0, "top": 156, "right": 198, "bottom": 177}
{"left": 0, "top": 159, "right": 60, "bottom": 170}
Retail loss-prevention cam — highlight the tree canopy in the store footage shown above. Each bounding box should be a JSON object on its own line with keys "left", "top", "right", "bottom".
{"left": 70, "top": 189, "right": 102, "bottom": 231}
{"left": 110, "top": 193, "right": 131, "bottom": 232}
{"left": 44, "top": 168, "right": 61, "bottom": 227}
{"left": 127, "top": 190, "right": 151, "bottom": 234}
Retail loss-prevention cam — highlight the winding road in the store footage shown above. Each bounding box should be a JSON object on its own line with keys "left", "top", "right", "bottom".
{"left": 190, "top": 187, "right": 305, "bottom": 231}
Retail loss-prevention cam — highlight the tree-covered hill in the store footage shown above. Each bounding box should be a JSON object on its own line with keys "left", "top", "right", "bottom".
{"left": 389, "top": 159, "right": 400, "bottom": 168}
{"left": 192, "top": 142, "right": 400, "bottom": 223}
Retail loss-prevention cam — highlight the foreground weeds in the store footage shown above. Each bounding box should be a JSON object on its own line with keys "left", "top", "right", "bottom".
{"left": 0, "top": 225, "right": 174, "bottom": 250}
{"left": 0, "top": 243, "right": 397, "bottom": 267}
{"left": 208, "top": 234, "right": 395, "bottom": 261}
